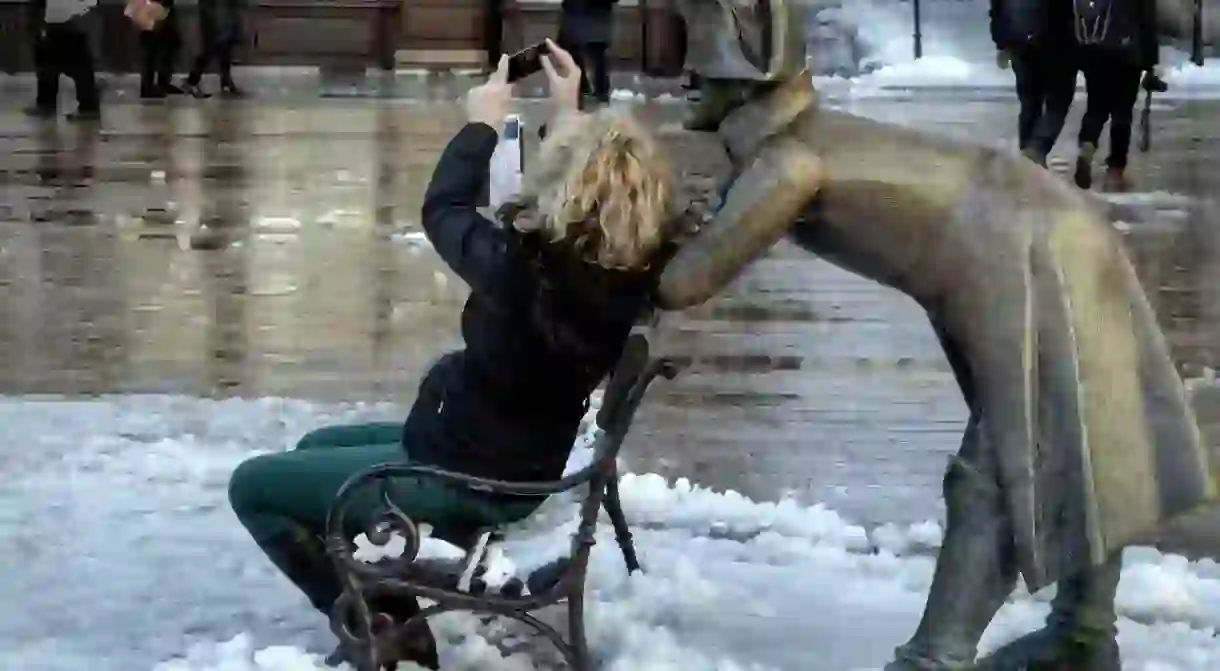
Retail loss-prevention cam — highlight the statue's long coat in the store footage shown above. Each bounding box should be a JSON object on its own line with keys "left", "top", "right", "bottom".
{"left": 658, "top": 75, "right": 1220, "bottom": 591}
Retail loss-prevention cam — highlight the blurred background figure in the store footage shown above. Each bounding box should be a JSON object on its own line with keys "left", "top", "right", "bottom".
{"left": 990, "top": 0, "right": 1076, "bottom": 167}
{"left": 558, "top": 0, "right": 618, "bottom": 107}
{"left": 25, "top": 0, "right": 101, "bottom": 121}
{"left": 138, "top": 0, "right": 182, "bottom": 98}
{"left": 183, "top": 0, "right": 245, "bottom": 98}
{"left": 483, "top": 0, "right": 505, "bottom": 73}
{"left": 1071, "top": 0, "right": 1162, "bottom": 192}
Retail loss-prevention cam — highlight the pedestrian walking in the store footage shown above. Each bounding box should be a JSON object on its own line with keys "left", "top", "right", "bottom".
{"left": 484, "top": 0, "right": 505, "bottom": 73}
{"left": 990, "top": 0, "right": 1077, "bottom": 166}
{"left": 558, "top": 0, "right": 618, "bottom": 107}
{"left": 1071, "top": 0, "right": 1163, "bottom": 192}
{"left": 138, "top": 0, "right": 182, "bottom": 98}
{"left": 182, "top": 0, "right": 245, "bottom": 98}
{"left": 24, "top": 0, "right": 101, "bottom": 121}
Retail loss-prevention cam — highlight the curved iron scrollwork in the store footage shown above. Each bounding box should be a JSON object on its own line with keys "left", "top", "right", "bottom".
{"left": 322, "top": 334, "right": 682, "bottom": 670}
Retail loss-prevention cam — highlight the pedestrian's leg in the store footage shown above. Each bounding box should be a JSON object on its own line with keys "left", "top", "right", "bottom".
{"left": 158, "top": 17, "right": 183, "bottom": 93}
{"left": 1075, "top": 51, "right": 1109, "bottom": 189}
{"left": 1010, "top": 47, "right": 1046, "bottom": 153}
{"left": 32, "top": 30, "right": 60, "bottom": 114}
{"left": 588, "top": 43, "right": 612, "bottom": 105}
{"left": 186, "top": 45, "right": 210, "bottom": 87}
{"left": 1028, "top": 50, "right": 1077, "bottom": 165}
{"left": 140, "top": 28, "right": 163, "bottom": 98}
{"left": 1102, "top": 63, "right": 1142, "bottom": 192}
{"left": 187, "top": 20, "right": 216, "bottom": 88}
{"left": 64, "top": 24, "right": 100, "bottom": 116}
{"left": 484, "top": 0, "right": 503, "bottom": 69}
{"left": 218, "top": 33, "right": 243, "bottom": 95}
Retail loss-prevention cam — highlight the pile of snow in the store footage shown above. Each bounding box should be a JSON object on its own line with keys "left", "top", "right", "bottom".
{"left": 2, "top": 396, "right": 1220, "bottom": 671}
{"left": 827, "top": 55, "right": 1012, "bottom": 91}
{"left": 1162, "top": 58, "right": 1220, "bottom": 91}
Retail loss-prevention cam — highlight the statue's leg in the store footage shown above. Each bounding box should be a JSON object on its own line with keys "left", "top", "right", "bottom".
{"left": 885, "top": 323, "right": 1016, "bottom": 671}
{"left": 975, "top": 559, "right": 1121, "bottom": 671}
{"left": 676, "top": 0, "right": 804, "bottom": 132}
{"left": 887, "top": 413, "right": 1018, "bottom": 671}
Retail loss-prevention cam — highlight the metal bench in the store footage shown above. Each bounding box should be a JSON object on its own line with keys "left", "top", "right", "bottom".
{"left": 324, "top": 330, "right": 680, "bottom": 670}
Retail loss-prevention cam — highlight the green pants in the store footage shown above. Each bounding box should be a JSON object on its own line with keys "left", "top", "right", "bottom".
{"left": 228, "top": 422, "right": 542, "bottom": 614}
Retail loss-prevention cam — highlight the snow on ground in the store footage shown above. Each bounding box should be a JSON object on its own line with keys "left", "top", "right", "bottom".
{"left": 3, "top": 395, "right": 1220, "bottom": 671}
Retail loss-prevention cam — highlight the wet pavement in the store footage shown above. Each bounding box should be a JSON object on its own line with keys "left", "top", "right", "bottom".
{"left": 1, "top": 77, "right": 1219, "bottom": 539}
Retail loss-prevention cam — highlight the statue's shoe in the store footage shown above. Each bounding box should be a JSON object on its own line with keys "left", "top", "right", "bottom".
{"left": 973, "top": 627, "right": 1120, "bottom": 671}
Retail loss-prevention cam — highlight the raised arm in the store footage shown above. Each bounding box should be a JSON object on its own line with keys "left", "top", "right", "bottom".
{"left": 420, "top": 122, "right": 522, "bottom": 302}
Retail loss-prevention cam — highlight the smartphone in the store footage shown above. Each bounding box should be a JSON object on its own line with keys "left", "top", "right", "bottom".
{"left": 506, "top": 41, "right": 551, "bottom": 83}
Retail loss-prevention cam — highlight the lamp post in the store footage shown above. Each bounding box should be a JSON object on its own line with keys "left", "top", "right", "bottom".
{"left": 913, "top": 0, "right": 923, "bottom": 60}
{"left": 1192, "top": 0, "right": 1205, "bottom": 66}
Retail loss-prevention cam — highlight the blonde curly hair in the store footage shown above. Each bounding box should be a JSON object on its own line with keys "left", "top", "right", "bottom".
{"left": 520, "top": 109, "right": 673, "bottom": 271}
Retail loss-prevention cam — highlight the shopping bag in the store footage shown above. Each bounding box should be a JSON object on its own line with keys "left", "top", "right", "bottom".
{"left": 124, "top": 0, "right": 168, "bottom": 32}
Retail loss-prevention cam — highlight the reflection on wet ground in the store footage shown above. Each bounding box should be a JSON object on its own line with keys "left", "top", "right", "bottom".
{"left": 1, "top": 85, "right": 1218, "bottom": 536}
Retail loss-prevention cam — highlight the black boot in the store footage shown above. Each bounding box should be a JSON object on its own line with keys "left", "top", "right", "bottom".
{"left": 1074, "top": 143, "right": 1097, "bottom": 190}
{"left": 325, "top": 596, "right": 439, "bottom": 670}
{"left": 251, "top": 528, "right": 344, "bottom": 614}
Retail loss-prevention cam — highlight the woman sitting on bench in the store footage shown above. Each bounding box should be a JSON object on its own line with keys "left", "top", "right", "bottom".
{"left": 226, "top": 40, "right": 676, "bottom": 669}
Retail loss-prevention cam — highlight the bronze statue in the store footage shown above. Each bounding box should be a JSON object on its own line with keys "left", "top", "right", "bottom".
{"left": 661, "top": 2, "right": 1218, "bottom": 669}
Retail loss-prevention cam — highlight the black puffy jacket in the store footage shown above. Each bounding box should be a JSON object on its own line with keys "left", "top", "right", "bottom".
{"left": 403, "top": 123, "right": 659, "bottom": 483}
{"left": 990, "top": 0, "right": 1075, "bottom": 51}
{"left": 1072, "top": 0, "right": 1160, "bottom": 68}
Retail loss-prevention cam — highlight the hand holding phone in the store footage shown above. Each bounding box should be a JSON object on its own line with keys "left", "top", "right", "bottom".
{"left": 538, "top": 39, "right": 583, "bottom": 116}
{"left": 466, "top": 55, "right": 513, "bottom": 129}
{"left": 507, "top": 42, "right": 551, "bottom": 83}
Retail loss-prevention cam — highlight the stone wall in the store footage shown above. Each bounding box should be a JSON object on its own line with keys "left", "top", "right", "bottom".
{"left": 0, "top": 0, "right": 681, "bottom": 74}
{"left": 0, "top": 0, "right": 402, "bottom": 73}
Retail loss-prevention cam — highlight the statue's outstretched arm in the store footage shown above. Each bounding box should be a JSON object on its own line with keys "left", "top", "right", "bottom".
{"left": 657, "top": 138, "right": 822, "bottom": 310}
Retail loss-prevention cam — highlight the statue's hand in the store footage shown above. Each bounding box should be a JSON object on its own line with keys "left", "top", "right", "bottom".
{"left": 670, "top": 173, "right": 724, "bottom": 241}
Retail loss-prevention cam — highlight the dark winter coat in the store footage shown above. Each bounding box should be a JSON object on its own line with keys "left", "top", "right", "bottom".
{"left": 403, "top": 122, "right": 659, "bottom": 483}
{"left": 1072, "top": 0, "right": 1160, "bottom": 68}
{"left": 989, "top": 0, "right": 1074, "bottom": 51}
{"left": 27, "top": 0, "right": 45, "bottom": 33}
{"left": 197, "top": 0, "right": 243, "bottom": 35}
{"left": 559, "top": 0, "right": 618, "bottom": 46}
